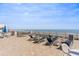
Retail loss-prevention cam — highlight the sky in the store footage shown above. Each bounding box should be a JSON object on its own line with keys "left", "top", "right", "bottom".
{"left": 0, "top": 3, "right": 79, "bottom": 29}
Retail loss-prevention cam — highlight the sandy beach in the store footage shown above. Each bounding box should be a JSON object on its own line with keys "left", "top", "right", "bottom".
{"left": 0, "top": 3, "right": 79, "bottom": 57}
{"left": 0, "top": 35, "right": 79, "bottom": 56}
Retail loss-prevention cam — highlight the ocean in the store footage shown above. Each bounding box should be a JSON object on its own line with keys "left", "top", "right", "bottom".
{"left": 14, "top": 29, "right": 79, "bottom": 34}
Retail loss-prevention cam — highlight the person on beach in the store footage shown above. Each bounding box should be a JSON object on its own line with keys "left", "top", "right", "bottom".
{"left": 2, "top": 25, "right": 8, "bottom": 37}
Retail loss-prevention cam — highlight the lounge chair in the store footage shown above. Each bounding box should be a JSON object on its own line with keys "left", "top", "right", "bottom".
{"left": 45, "top": 35, "right": 53, "bottom": 46}
{"left": 0, "top": 32, "right": 4, "bottom": 38}
{"left": 61, "top": 43, "right": 79, "bottom": 56}
{"left": 52, "top": 36, "right": 59, "bottom": 46}
{"left": 33, "top": 36, "right": 45, "bottom": 43}
{"left": 62, "top": 34, "right": 73, "bottom": 47}
{"left": 69, "top": 49, "right": 79, "bottom": 56}
{"left": 61, "top": 43, "right": 70, "bottom": 55}
{"left": 28, "top": 34, "right": 34, "bottom": 41}
{"left": 60, "top": 34, "right": 77, "bottom": 56}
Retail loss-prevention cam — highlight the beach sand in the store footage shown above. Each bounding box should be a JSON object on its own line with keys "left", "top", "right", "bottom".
{"left": 0, "top": 35, "right": 79, "bottom": 56}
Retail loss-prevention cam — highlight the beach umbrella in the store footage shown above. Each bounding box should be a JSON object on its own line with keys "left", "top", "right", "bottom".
{"left": 2, "top": 25, "right": 7, "bottom": 33}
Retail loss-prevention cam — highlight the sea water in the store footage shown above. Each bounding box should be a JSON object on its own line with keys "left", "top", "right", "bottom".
{"left": 15, "top": 29, "right": 79, "bottom": 34}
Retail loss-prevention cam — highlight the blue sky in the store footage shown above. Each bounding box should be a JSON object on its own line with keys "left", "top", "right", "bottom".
{"left": 0, "top": 3, "right": 79, "bottom": 29}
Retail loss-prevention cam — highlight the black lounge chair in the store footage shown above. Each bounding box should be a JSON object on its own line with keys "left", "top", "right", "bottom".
{"left": 45, "top": 35, "right": 53, "bottom": 46}
{"left": 33, "top": 36, "right": 45, "bottom": 43}
{"left": 32, "top": 34, "right": 46, "bottom": 43}
{"left": 57, "top": 34, "right": 74, "bottom": 53}
{"left": 62, "top": 34, "right": 73, "bottom": 47}
{"left": 28, "top": 34, "right": 34, "bottom": 41}
{"left": 29, "top": 35, "right": 33, "bottom": 38}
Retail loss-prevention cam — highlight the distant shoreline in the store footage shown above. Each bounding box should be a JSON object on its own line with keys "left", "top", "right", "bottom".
{"left": 13, "top": 29, "right": 79, "bottom": 34}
